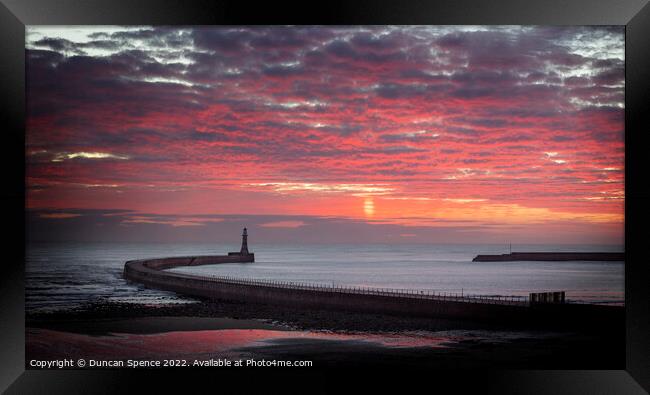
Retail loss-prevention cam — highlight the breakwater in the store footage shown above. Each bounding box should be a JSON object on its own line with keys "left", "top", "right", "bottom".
{"left": 123, "top": 255, "right": 622, "bottom": 329}
{"left": 473, "top": 252, "right": 624, "bottom": 262}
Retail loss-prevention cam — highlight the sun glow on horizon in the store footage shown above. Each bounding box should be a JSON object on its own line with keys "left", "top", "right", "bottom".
{"left": 364, "top": 198, "right": 375, "bottom": 217}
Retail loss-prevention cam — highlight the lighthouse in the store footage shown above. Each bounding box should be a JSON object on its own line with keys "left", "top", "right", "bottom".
{"left": 240, "top": 227, "right": 249, "bottom": 255}
{"left": 228, "top": 227, "right": 254, "bottom": 262}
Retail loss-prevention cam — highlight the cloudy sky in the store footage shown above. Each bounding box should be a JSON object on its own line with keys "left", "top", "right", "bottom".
{"left": 26, "top": 26, "right": 624, "bottom": 244}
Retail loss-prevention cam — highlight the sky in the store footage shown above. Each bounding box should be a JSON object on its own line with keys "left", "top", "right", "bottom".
{"left": 25, "top": 26, "right": 624, "bottom": 245}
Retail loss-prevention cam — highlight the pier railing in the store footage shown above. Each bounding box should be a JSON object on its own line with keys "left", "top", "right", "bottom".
{"left": 170, "top": 272, "right": 530, "bottom": 306}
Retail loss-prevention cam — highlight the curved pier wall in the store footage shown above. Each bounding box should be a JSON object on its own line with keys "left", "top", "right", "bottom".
{"left": 136, "top": 255, "right": 253, "bottom": 270}
{"left": 124, "top": 256, "right": 529, "bottom": 323}
{"left": 124, "top": 256, "right": 623, "bottom": 329}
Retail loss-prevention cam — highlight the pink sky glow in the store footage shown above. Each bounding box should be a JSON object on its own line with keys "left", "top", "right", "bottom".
{"left": 26, "top": 26, "right": 624, "bottom": 244}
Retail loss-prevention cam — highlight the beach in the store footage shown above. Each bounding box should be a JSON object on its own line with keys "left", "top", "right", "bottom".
{"left": 26, "top": 297, "right": 625, "bottom": 369}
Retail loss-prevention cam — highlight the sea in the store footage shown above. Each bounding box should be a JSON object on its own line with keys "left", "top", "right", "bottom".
{"left": 25, "top": 242, "right": 625, "bottom": 314}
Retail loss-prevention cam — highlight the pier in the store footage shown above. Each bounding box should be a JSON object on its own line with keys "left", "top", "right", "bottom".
{"left": 472, "top": 252, "right": 624, "bottom": 262}
{"left": 124, "top": 257, "right": 623, "bottom": 328}
{"left": 123, "top": 229, "right": 623, "bottom": 329}
{"left": 124, "top": 256, "right": 530, "bottom": 323}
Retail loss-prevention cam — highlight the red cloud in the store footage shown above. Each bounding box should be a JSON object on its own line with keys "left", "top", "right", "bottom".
{"left": 26, "top": 26, "right": 624, "bottom": 244}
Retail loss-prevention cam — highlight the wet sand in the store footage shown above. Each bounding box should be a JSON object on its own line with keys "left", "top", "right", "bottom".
{"left": 27, "top": 298, "right": 504, "bottom": 333}
{"left": 26, "top": 299, "right": 625, "bottom": 369}
{"left": 28, "top": 316, "right": 288, "bottom": 336}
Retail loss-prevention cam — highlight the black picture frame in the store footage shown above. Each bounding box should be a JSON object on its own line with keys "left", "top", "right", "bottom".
{"left": 1, "top": 0, "right": 649, "bottom": 393}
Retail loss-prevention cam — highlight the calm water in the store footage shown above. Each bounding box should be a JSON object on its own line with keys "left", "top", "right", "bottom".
{"left": 26, "top": 242, "right": 624, "bottom": 313}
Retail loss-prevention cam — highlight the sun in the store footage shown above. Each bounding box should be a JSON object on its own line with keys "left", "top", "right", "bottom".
{"left": 363, "top": 198, "right": 375, "bottom": 217}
